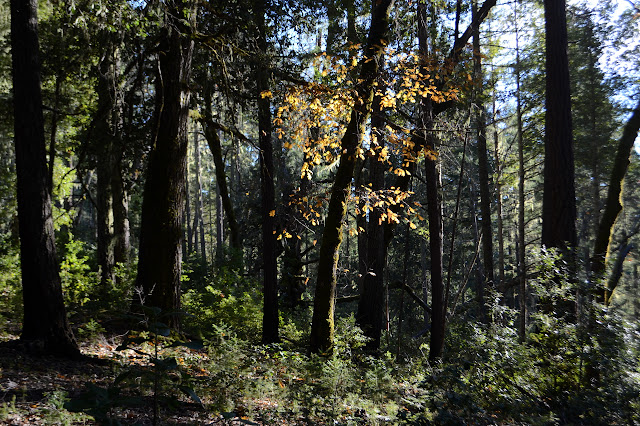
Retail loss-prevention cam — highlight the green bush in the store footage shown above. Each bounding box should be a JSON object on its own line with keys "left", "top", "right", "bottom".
{"left": 59, "top": 238, "right": 98, "bottom": 310}
{"left": 182, "top": 267, "right": 262, "bottom": 341}
{"left": 402, "top": 249, "right": 640, "bottom": 425}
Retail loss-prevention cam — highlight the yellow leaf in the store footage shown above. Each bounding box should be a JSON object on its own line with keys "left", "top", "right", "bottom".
{"left": 269, "top": 210, "right": 276, "bottom": 217}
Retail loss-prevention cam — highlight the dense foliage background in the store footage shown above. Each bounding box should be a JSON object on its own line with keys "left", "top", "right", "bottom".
{"left": 1, "top": 0, "right": 639, "bottom": 423}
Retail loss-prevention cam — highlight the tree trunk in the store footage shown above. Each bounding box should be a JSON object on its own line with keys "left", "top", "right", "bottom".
{"left": 591, "top": 100, "right": 640, "bottom": 303}
{"left": 309, "top": 0, "right": 393, "bottom": 354}
{"left": 202, "top": 118, "right": 241, "bottom": 253}
{"left": 95, "top": 41, "right": 117, "bottom": 290}
{"left": 216, "top": 182, "right": 224, "bottom": 262}
{"left": 515, "top": 2, "right": 527, "bottom": 341}
{"left": 192, "top": 123, "right": 206, "bottom": 263}
{"left": 112, "top": 151, "right": 130, "bottom": 266}
{"left": 542, "top": 0, "right": 577, "bottom": 258}
{"left": 10, "top": 0, "right": 79, "bottom": 356}
{"left": 135, "top": 0, "right": 195, "bottom": 327}
{"left": 473, "top": 0, "right": 494, "bottom": 318}
{"left": 186, "top": 154, "right": 193, "bottom": 255}
{"left": 255, "top": 0, "right": 279, "bottom": 344}
{"left": 356, "top": 89, "right": 387, "bottom": 351}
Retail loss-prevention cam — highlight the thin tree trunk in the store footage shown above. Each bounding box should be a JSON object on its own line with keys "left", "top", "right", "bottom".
{"left": 310, "top": 0, "right": 393, "bottom": 354}
{"left": 493, "top": 93, "right": 504, "bottom": 289}
{"left": 255, "top": 0, "right": 279, "bottom": 344}
{"left": 417, "top": 0, "right": 445, "bottom": 362}
{"left": 202, "top": 117, "right": 241, "bottom": 253}
{"left": 473, "top": 0, "right": 494, "bottom": 316}
{"left": 112, "top": 155, "right": 130, "bottom": 266}
{"left": 96, "top": 41, "right": 116, "bottom": 290}
{"left": 47, "top": 74, "right": 61, "bottom": 194}
{"left": 186, "top": 151, "right": 193, "bottom": 255}
{"left": 216, "top": 182, "right": 224, "bottom": 262}
{"left": 515, "top": 1, "right": 527, "bottom": 341}
{"left": 10, "top": 0, "right": 78, "bottom": 356}
{"left": 193, "top": 123, "right": 206, "bottom": 263}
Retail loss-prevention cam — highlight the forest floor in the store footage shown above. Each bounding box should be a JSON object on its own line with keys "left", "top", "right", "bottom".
{"left": 0, "top": 333, "right": 273, "bottom": 425}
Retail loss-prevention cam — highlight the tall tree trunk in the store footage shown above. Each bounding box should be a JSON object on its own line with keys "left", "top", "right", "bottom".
{"left": 186, "top": 155, "right": 193, "bottom": 255}
{"left": 591, "top": 100, "right": 640, "bottom": 303}
{"left": 10, "top": 0, "right": 78, "bottom": 356}
{"left": 417, "top": 0, "right": 445, "bottom": 362}
{"left": 47, "top": 74, "right": 61, "bottom": 195}
{"left": 215, "top": 182, "right": 224, "bottom": 262}
{"left": 135, "top": 0, "right": 196, "bottom": 327}
{"left": 473, "top": 0, "right": 494, "bottom": 319}
{"left": 310, "top": 0, "right": 393, "bottom": 354}
{"left": 542, "top": 0, "right": 577, "bottom": 259}
{"left": 356, "top": 89, "right": 387, "bottom": 351}
{"left": 515, "top": 1, "right": 527, "bottom": 341}
{"left": 95, "top": 41, "right": 117, "bottom": 290}
{"left": 255, "top": 0, "right": 279, "bottom": 344}
{"left": 112, "top": 151, "right": 130, "bottom": 266}
{"left": 493, "top": 94, "right": 504, "bottom": 290}
{"left": 201, "top": 116, "right": 241, "bottom": 254}
{"left": 192, "top": 123, "right": 206, "bottom": 263}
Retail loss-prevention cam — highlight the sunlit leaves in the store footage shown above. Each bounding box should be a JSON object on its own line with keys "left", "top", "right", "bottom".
{"left": 272, "top": 46, "right": 465, "bottom": 233}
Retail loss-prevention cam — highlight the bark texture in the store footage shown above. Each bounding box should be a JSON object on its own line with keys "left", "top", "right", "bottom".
{"left": 542, "top": 0, "right": 577, "bottom": 256}
{"left": 255, "top": 0, "right": 279, "bottom": 344}
{"left": 310, "top": 0, "right": 393, "bottom": 354}
{"left": 356, "top": 90, "right": 387, "bottom": 350}
{"left": 136, "top": 0, "right": 195, "bottom": 326}
{"left": 11, "top": 0, "right": 79, "bottom": 356}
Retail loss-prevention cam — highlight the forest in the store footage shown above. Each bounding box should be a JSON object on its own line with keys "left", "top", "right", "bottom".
{"left": 1, "top": 0, "right": 640, "bottom": 423}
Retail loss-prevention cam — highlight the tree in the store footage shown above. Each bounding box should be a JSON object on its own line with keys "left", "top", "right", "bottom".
{"left": 309, "top": 0, "right": 393, "bottom": 354}
{"left": 542, "top": 0, "right": 577, "bottom": 258}
{"left": 135, "top": 0, "right": 196, "bottom": 326}
{"left": 591, "top": 99, "right": 640, "bottom": 303}
{"left": 10, "top": 0, "right": 79, "bottom": 356}
{"left": 473, "top": 0, "right": 494, "bottom": 321}
{"left": 254, "top": 0, "right": 279, "bottom": 344}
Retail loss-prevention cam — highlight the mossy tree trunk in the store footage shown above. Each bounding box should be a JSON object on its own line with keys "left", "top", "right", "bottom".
{"left": 591, "top": 100, "right": 640, "bottom": 304}
{"left": 309, "top": 0, "right": 393, "bottom": 355}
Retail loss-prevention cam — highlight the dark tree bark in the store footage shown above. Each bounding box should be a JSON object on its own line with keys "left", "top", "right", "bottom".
{"left": 473, "top": 0, "right": 494, "bottom": 319}
{"left": 201, "top": 116, "right": 241, "bottom": 254}
{"left": 215, "top": 183, "right": 224, "bottom": 262}
{"left": 591, "top": 100, "right": 640, "bottom": 303}
{"left": 10, "top": 0, "right": 79, "bottom": 356}
{"left": 356, "top": 88, "right": 387, "bottom": 351}
{"left": 135, "top": 0, "right": 195, "bottom": 327}
{"left": 112, "top": 152, "right": 130, "bottom": 266}
{"left": 255, "top": 0, "right": 279, "bottom": 344}
{"left": 186, "top": 160, "right": 193, "bottom": 254}
{"left": 542, "top": 0, "right": 577, "bottom": 257}
{"left": 95, "top": 41, "right": 118, "bottom": 290}
{"left": 516, "top": 16, "right": 527, "bottom": 341}
{"left": 192, "top": 126, "right": 206, "bottom": 263}
{"left": 310, "top": 0, "right": 393, "bottom": 354}
{"left": 416, "top": 0, "right": 445, "bottom": 362}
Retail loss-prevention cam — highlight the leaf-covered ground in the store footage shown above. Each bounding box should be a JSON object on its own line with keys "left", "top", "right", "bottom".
{"left": 0, "top": 334, "right": 273, "bottom": 425}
